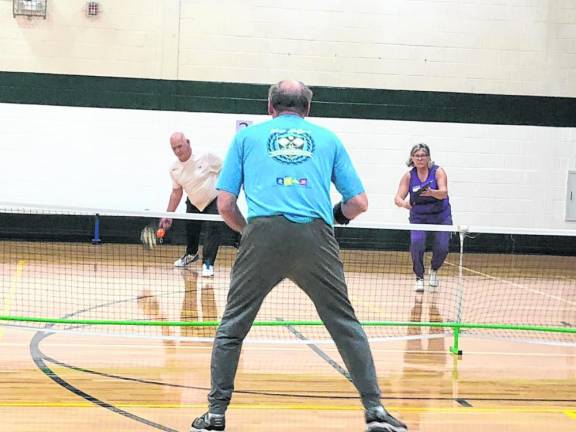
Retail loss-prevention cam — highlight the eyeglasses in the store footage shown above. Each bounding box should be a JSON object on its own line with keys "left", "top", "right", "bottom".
{"left": 412, "top": 153, "right": 429, "bottom": 159}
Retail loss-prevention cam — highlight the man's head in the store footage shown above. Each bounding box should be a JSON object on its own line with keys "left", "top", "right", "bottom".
{"left": 268, "top": 80, "right": 313, "bottom": 118}
{"left": 170, "top": 132, "right": 192, "bottom": 162}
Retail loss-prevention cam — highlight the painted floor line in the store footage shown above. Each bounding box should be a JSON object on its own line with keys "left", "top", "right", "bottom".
{"left": 1, "top": 402, "right": 576, "bottom": 415}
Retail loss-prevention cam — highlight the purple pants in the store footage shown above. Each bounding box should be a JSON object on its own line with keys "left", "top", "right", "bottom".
{"left": 409, "top": 213, "right": 452, "bottom": 279}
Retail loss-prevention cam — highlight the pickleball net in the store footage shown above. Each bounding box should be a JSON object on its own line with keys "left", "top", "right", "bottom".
{"left": 0, "top": 203, "right": 575, "bottom": 347}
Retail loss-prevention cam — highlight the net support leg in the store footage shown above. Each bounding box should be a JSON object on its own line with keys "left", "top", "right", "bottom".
{"left": 450, "top": 325, "right": 463, "bottom": 356}
{"left": 91, "top": 213, "right": 102, "bottom": 245}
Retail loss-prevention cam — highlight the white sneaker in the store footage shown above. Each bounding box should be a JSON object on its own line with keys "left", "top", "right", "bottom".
{"left": 174, "top": 253, "right": 199, "bottom": 267}
{"left": 414, "top": 279, "right": 424, "bottom": 293}
{"left": 201, "top": 263, "right": 214, "bottom": 277}
{"left": 429, "top": 270, "right": 439, "bottom": 288}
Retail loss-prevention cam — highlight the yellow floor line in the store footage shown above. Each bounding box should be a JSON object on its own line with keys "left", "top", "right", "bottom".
{"left": 1, "top": 402, "right": 575, "bottom": 416}
{"left": 0, "top": 259, "right": 26, "bottom": 340}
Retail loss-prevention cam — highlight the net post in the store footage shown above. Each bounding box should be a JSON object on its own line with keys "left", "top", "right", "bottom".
{"left": 451, "top": 353, "right": 460, "bottom": 381}
{"left": 451, "top": 226, "right": 467, "bottom": 355}
{"left": 91, "top": 213, "right": 102, "bottom": 245}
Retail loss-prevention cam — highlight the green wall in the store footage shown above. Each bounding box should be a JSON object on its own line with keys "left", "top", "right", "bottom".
{"left": 2, "top": 71, "right": 576, "bottom": 126}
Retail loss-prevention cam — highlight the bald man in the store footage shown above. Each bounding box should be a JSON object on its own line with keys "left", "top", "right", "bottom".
{"left": 159, "top": 132, "right": 223, "bottom": 277}
{"left": 190, "top": 81, "right": 408, "bottom": 432}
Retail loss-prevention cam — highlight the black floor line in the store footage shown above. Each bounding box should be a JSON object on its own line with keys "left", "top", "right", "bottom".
{"left": 42, "top": 354, "right": 357, "bottom": 399}
{"left": 33, "top": 346, "right": 576, "bottom": 405}
{"left": 28, "top": 296, "right": 185, "bottom": 431}
{"left": 30, "top": 328, "right": 179, "bottom": 431}
{"left": 31, "top": 324, "right": 576, "bottom": 409}
{"left": 277, "top": 318, "right": 352, "bottom": 382}
{"left": 27, "top": 296, "right": 576, "bottom": 432}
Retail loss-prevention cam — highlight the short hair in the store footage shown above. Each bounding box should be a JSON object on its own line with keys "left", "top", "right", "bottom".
{"left": 406, "top": 143, "right": 434, "bottom": 168}
{"left": 268, "top": 81, "right": 313, "bottom": 116}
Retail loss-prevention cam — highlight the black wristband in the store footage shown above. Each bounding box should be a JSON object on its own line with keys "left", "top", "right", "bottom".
{"left": 333, "top": 202, "right": 351, "bottom": 225}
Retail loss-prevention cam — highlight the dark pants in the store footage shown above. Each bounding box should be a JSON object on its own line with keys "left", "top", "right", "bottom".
{"left": 185, "top": 198, "right": 222, "bottom": 266}
{"left": 208, "top": 216, "right": 382, "bottom": 414}
{"left": 409, "top": 213, "right": 452, "bottom": 279}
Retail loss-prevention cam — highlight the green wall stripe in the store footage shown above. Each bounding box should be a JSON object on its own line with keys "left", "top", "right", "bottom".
{"left": 1, "top": 71, "right": 576, "bottom": 126}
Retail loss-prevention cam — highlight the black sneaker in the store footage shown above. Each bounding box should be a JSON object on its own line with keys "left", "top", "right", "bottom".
{"left": 190, "top": 412, "right": 225, "bottom": 431}
{"left": 365, "top": 406, "right": 408, "bottom": 432}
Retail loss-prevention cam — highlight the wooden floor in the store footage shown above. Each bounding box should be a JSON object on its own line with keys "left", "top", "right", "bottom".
{"left": 1, "top": 326, "right": 576, "bottom": 431}
{"left": 1, "top": 243, "right": 576, "bottom": 431}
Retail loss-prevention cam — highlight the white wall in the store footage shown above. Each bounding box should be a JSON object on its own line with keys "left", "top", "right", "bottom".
{"left": 0, "top": 0, "right": 180, "bottom": 79}
{"left": 1, "top": 102, "right": 574, "bottom": 229}
{"left": 1, "top": 0, "right": 576, "bottom": 97}
{"left": 1, "top": 0, "right": 575, "bottom": 229}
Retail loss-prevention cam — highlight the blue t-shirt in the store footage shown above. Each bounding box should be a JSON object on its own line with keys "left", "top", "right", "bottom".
{"left": 217, "top": 114, "right": 364, "bottom": 225}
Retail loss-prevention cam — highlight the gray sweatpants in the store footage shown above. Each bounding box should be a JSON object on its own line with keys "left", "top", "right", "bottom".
{"left": 208, "top": 216, "right": 382, "bottom": 413}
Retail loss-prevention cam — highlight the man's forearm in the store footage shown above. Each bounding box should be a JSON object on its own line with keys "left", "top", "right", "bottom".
{"left": 217, "top": 192, "right": 247, "bottom": 233}
{"left": 166, "top": 189, "right": 183, "bottom": 212}
{"left": 341, "top": 192, "right": 369, "bottom": 220}
{"left": 220, "top": 205, "right": 247, "bottom": 233}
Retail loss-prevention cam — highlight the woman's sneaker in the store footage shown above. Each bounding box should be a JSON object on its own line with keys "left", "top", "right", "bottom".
{"left": 429, "top": 270, "right": 439, "bottom": 289}
{"left": 365, "top": 406, "right": 408, "bottom": 432}
{"left": 414, "top": 278, "right": 424, "bottom": 293}
{"left": 190, "top": 412, "right": 225, "bottom": 431}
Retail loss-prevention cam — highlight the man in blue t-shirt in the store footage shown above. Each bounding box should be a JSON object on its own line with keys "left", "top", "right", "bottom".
{"left": 191, "top": 80, "right": 408, "bottom": 432}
